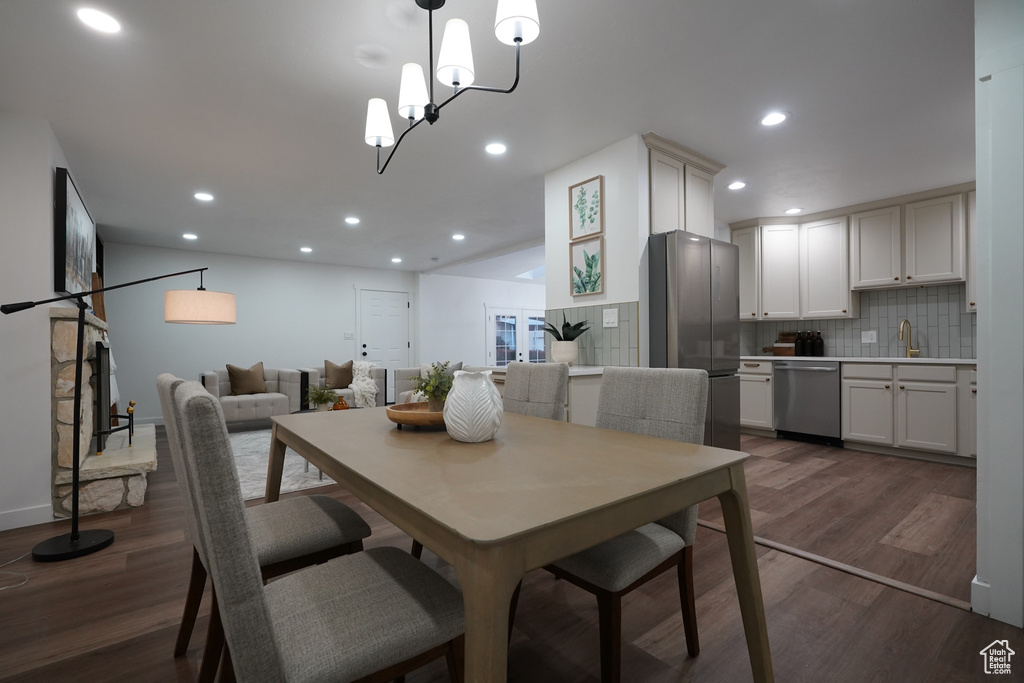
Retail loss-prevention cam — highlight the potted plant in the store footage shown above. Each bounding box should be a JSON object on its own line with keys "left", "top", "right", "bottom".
{"left": 544, "top": 314, "right": 589, "bottom": 366}
{"left": 414, "top": 361, "right": 454, "bottom": 412}
{"left": 306, "top": 385, "right": 339, "bottom": 412}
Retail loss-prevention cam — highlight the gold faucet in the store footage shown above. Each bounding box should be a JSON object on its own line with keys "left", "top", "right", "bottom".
{"left": 898, "top": 319, "right": 920, "bottom": 358}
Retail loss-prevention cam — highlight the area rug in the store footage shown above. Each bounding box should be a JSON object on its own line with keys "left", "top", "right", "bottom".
{"left": 230, "top": 429, "right": 336, "bottom": 501}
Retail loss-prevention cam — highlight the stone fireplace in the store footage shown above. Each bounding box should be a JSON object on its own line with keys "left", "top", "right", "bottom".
{"left": 49, "top": 308, "right": 155, "bottom": 518}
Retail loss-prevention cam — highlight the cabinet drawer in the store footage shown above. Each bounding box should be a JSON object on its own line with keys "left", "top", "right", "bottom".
{"left": 740, "top": 361, "right": 772, "bottom": 376}
{"left": 842, "top": 363, "right": 892, "bottom": 380}
{"left": 897, "top": 365, "right": 957, "bottom": 382}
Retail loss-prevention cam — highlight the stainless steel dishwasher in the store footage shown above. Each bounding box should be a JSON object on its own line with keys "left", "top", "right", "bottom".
{"left": 773, "top": 360, "right": 842, "bottom": 443}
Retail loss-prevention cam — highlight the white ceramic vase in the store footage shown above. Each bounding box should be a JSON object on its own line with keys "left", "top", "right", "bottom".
{"left": 315, "top": 403, "right": 330, "bottom": 412}
{"left": 443, "top": 370, "right": 503, "bottom": 443}
{"left": 550, "top": 340, "right": 579, "bottom": 366}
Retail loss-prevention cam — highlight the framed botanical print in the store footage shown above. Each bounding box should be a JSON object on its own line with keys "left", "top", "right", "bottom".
{"left": 568, "top": 175, "right": 603, "bottom": 242}
{"left": 53, "top": 167, "right": 95, "bottom": 301}
{"left": 570, "top": 236, "right": 603, "bottom": 296}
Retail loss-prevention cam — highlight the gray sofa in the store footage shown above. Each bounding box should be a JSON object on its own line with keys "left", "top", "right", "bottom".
{"left": 200, "top": 367, "right": 302, "bottom": 423}
{"left": 301, "top": 364, "right": 386, "bottom": 408}
{"left": 393, "top": 364, "right": 504, "bottom": 404}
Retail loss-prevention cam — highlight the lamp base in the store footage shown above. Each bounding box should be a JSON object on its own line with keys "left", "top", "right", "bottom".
{"left": 32, "top": 529, "right": 115, "bottom": 562}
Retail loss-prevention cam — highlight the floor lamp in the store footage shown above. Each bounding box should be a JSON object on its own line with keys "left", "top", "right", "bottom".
{"left": 1, "top": 267, "right": 235, "bottom": 562}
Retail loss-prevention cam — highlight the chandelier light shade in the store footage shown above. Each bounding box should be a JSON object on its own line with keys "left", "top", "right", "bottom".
{"left": 494, "top": 0, "right": 540, "bottom": 45}
{"left": 164, "top": 289, "right": 236, "bottom": 324}
{"left": 436, "top": 18, "right": 475, "bottom": 87}
{"left": 398, "top": 63, "right": 430, "bottom": 120}
{"left": 365, "top": 0, "right": 539, "bottom": 174}
{"left": 365, "top": 98, "right": 396, "bottom": 147}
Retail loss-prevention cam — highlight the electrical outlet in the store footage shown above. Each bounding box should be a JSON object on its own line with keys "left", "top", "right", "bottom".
{"left": 862, "top": 330, "right": 877, "bottom": 343}
{"left": 344, "top": 332, "right": 354, "bottom": 340}
{"left": 603, "top": 309, "right": 618, "bottom": 328}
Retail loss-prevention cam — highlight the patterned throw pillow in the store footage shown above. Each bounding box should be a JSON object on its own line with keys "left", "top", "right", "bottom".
{"left": 226, "top": 362, "right": 267, "bottom": 396}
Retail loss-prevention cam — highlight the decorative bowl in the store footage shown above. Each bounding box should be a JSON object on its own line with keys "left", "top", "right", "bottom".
{"left": 385, "top": 402, "right": 446, "bottom": 427}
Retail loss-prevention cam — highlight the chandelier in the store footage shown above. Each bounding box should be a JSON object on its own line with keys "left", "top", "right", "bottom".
{"left": 364, "top": 0, "right": 540, "bottom": 174}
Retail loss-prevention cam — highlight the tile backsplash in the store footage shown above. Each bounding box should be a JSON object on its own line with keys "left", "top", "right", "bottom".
{"left": 741, "top": 283, "right": 976, "bottom": 358}
{"left": 545, "top": 302, "right": 640, "bottom": 367}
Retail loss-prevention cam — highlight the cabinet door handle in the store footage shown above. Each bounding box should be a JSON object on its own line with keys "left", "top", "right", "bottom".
{"left": 744, "top": 363, "right": 760, "bottom": 367}
{"left": 899, "top": 385, "right": 905, "bottom": 389}
{"left": 970, "top": 301, "right": 976, "bottom": 306}
{"left": 765, "top": 377, "right": 771, "bottom": 382}
{"left": 763, "top": 312, "right": 768, "bottom": 316}
{"left": 894, "top": 276, "right": 900, "bottom": 281}
{"left": 885, "top": 384, "right": 890, "bottom": 389}
{"left": 842, "top": 309, "right": 847, "bottom": 313}
{"left": 906, "top": 275, "right": 912, "bottom": 280}
{"left": 972, "top": 388, "right": 977, "bottom": 394}
{"left": 751, "top": 312, "right": 757, "bottom": 317}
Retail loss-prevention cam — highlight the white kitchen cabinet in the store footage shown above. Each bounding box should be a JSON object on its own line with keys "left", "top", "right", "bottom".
{"left": 739, "top": 361, "right": 773, "bottom": 430}
{"left": 957, "top": 365, "right": 977, "bottom": 458}
{"left": 850, "top": 206, "right": 902, "bottom": 289}
{"left": 759, "top": 224, "right": 801, "bottom": 319}
{"left": 734, "top": 226, "right": 760, "bottom": 320}
{"left": 896, "top": 381, "right": 958, "bottom": 454}
{"left": 800, "top": 217, "right": 856, "bottom": 319}
{"left": 650, "top": 149, "right": 685, "bottom": 235}
{"left": 968, "top": 379, "right": 977, "bottom": 458}
{"left": 841, "top": 364, "right": 895, "bottom": 445}
{"left": 684, "top": 165, "right": 714, "bottom": 237}
{"left": 644, "top": 134, "right": 724, "bottom": 239}
{"left": 904, "top": 194, "right": 965, "bottom": 284}
{"left": 966, "top": 190, "right": 977, "bottom": 313}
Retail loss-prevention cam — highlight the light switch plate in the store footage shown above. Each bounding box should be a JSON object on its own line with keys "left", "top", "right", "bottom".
{"left": 344, "top": 332, "right": 355, "bottom": 340}
{"left": 603, "top": 309, "right": 618, "bottom": 328}
{"left": 862, "top": 330, "right": 877, "bottom": 343}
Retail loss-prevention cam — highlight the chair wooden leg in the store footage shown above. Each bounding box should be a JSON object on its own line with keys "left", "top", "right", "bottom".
{"left": 198, "top": 587, "right": 224, "bottom": 683}
{"left": 444, "top": 636, "right": 465, "bottom": 683}
{"left": 174, "top": 547, "right": 207, "bottom": 657}
{"left": 507, "top": 580, "right": 522, "bottom": 645}
{"left": 596, "top": 591, "right": 622, "bottom": 683}
{"left": 678, "top": 545, "right": 699, "bottom": 657}
{"left": 410, "top": 540, "right": 423, "bottom": 559}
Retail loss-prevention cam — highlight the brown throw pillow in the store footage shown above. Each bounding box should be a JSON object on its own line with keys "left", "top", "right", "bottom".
{"left": 324, "top": 359, "right": 354, "bottom": 389}
{"left": 227, "top": 362, "right": 267, "bottom": 396}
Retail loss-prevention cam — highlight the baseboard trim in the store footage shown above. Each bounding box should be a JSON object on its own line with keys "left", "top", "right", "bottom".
{"left": 971, "top": 576, "right": 991, "bottom": 616}
{"left": 0, "top": 504, "right": 55, "bottom": 532}
{"left": 697, "top": 519, "right": 972, "bottom": 612}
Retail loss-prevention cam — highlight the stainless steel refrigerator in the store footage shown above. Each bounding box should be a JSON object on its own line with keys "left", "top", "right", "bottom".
{"left": 648, "top": 231, "right": 741, "bottom": 450}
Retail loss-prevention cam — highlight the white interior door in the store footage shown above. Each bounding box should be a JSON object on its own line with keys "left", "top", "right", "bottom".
{"left": 360, "top": 290, "right": 410, "bottom": 402}
{"left": 486, "top": 307, "right": 545, "bottom": 366}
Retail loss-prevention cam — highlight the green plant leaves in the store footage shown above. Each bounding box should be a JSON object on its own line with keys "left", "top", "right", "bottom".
{"left": 413, "top": 361, "right": 453, "bottom": 401}
{"left": 544, "top": 313, "right": 589, "bottom": 341}
{"left": 572, "top": 246, "right": 602, "bottom": 294}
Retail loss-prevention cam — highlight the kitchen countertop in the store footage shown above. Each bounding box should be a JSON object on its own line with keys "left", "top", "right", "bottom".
{"left": 567, "top": 365, "right": 604, "bottom": 376}
{"left": 741, "top": 355, "right": 977, "bottom": 366}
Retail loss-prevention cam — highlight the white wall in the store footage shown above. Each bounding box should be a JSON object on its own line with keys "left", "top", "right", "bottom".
{"left": 0, "top": 113, "right": 71, "bottom": 530}
{"left": 973, "top": 0, "right": 1024, "bottom": 627}
{"left": 417, "top": 273, "right": 545, "bottom": 366}
{"left": 103, "top": 243, "right": 418, "bottom": 423}
{"left": 544, "top": 135, "right": 649, "bottom": 311}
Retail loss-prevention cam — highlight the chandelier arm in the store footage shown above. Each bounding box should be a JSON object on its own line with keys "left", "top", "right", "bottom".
{"left": 376, "top": 116, "right": 428, "bottom": 174}
{"left": 435, "top": 42, "right": 522, "bottom": 115}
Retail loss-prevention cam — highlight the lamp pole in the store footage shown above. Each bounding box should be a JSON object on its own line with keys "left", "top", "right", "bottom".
{"left": 2, "top": 267, "right": 212, "bottom": 561}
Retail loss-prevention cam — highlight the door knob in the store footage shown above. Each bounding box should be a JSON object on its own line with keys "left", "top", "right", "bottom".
{"left": 362, "top": 352, "right": 368, "bottom": 357}
{"left": 362, "top": 343, "right": 367, "bottom": 348}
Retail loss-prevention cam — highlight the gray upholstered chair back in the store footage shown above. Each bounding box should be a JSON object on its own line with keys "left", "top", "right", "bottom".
{"left": 596, "top": 367, "right": 709, "bottom": 544}
{"left": 172, "top": 379, "right": 286, "bottom": 681}
{"left": 502, "top": 362, "right": 569, "bottom": 421}
{"left": 156, "top": 374, "right": 208, "bottom": 566}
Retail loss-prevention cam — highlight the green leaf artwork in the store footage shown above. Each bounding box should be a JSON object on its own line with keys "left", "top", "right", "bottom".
{"left": 572, "top": 245, "right": 602, "bottom": 294}
{"left": 570, "top": 176, "right": 602, "bottom": 239}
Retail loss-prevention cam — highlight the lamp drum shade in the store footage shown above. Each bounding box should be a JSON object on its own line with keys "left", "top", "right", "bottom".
{"left": 364, "top": 98, "right": 395, "bottom": 147}
{"left": 398, "top": 63, "right": 429, "bottom": 120}
{"left": 436, "top": 18, "right": 475, "bottom": 87}
{"left": 494, "top": 0, "right": 539, "bottom": 45}
{"left": 164, "top": 289, "right": 236, "bottom": 324}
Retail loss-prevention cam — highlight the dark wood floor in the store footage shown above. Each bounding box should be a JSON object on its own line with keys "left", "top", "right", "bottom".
{"left": 0, "top": 430, "right": 1017, "bottom": 682}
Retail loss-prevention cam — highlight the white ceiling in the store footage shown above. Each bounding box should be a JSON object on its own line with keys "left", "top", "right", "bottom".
{"left": 0, "top": 1, "right": 975, "bottom": 279}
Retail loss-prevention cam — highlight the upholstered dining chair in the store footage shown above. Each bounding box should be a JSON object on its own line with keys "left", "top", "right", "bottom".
{"left": 165, "top": 377, "right": 466, "bottom": 682}
{"left": 512, "top": 366, "right": 709, "bottom": 683}
{"left": 501, "top": 361, "right": 569, "bottom": 420}
{"left": 157, "top": 374, "right": 372, "bottom": 682}
{"left": 410, "top": 362, "right": 569, "bottom": 561}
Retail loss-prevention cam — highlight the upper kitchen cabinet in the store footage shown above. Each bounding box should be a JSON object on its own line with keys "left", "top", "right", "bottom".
{"left": 733, "top": 226, "right": 760, "bottom": 320}
{"left": 760, "top": 224, "right": 801, "bottom": 319}
{"left": 800, "top": 217, "right": 857, "bottom": 319}
{"left": 967, "top": 190, "right": 977, "bottom": 312}
{"left": 643, "top": 133, "right": 724, "bottom": 238}
{"left": 904, "top": 194, "right": 965, "bottom": 284}
{"left": 850, "top": 206, "right": 902, "bottom": 289}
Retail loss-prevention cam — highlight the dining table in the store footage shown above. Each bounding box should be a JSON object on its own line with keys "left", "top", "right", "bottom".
{"left": 265, "top": 407, "right": 774, "bottom": 682}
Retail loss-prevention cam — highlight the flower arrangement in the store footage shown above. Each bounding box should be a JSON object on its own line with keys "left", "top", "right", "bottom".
{"left": 543, "top": 313, "right": 590, "bottom": 341}
{"left": 414, "top": 361, "right": 454, "bottom": 403}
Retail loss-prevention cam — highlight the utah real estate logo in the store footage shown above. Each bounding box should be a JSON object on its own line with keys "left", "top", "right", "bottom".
{"left": 980, "top": 640, "right": 1015, "bottom": 675}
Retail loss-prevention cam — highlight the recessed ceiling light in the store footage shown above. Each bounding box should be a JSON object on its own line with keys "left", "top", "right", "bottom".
{"left": 485, "top": 142, "right": 507, "bottom": 155}
{"left": 452, "top": 234, "right": 465, "bottom": 241}
{"left": 182, "top": 233, "right": 198, "bottom": 240}
{"left": 391, "top": 257, "right": 402, "bottom": 263}
{"left": 344, "top": 216, "right": 360, "bottom": 225}
{"left": 77, "top": 8, "right": 121, "bottom": 33}
{"left": 300, "top": 247, "right": 312, "bottom": 253}
{"left": 194, "top": 192, "right": 214, "bottom": 202}
{"left": 760, "top": 111, "right": 788, "bottom": 126}
{"left": 728, "top": 181, "right": 746, "bottom": 190}
{"left": 785, "top": 207, "right": 803, "bottom": 215}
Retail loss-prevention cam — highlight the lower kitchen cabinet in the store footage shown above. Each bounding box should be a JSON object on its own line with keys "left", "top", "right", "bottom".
{"left": 841, "top": 364, "right": 895, "bottom": 445}
{"left": 739, "top": 361, "right": 773, "bottom": 430}
{"left": 896, "top": 381, "right": 958, "bottom": 454}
